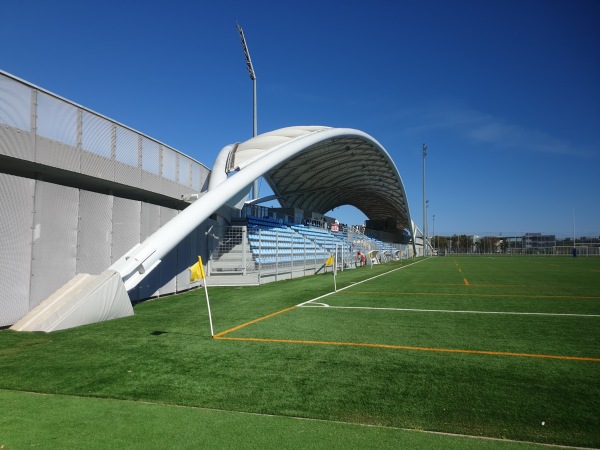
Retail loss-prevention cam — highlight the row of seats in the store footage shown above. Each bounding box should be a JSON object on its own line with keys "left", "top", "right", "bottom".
{"left": 245, "top": 215, "right": 402, "bottom": 266}
{"left": 246, "top": 216, "right": 344, "bottom": 266}
{"left": 255, "top": 254, "right": 330, "bottom": 265}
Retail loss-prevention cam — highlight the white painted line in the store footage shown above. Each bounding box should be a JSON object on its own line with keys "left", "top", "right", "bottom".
{"left": 296, "top": 259, "right": 427, "bottom": 307}
{"left": 299, "top": 304, "right": 600, "bottom": 317}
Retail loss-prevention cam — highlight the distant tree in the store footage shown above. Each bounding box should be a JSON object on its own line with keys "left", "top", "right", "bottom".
{"left": 436, "top": 236, "right": 448, "bottom": 251}
{"left": 451, "top": 234, "right": 459, "bottom": 253}
{"left": 479, "top": 236, "right": 498, "bottom": 253}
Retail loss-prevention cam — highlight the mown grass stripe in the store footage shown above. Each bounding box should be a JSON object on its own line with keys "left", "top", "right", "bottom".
{"left": 213, "top": 336, "right": 600, "bottom": 362}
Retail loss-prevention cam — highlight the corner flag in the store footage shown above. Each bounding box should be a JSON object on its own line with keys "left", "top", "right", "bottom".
{"left": 189, "top": 256, "right": 214, "bottom": 337}
{"left": 325, "top": 254, "right": 334, "bottom": 266}
{"left": 189, "top": 256, "right": 205, "bottom": 282}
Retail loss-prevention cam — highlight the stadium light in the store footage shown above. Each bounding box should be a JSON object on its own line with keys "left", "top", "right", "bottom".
{"left": 573, "top": 208, "right": 576, "bottom": 257}
{"left": 433, "top": 214, "right": 435, "bottom": 250}
{"left": 422, "top": 144, "right": 427, "bottom": 256}
{"left": 236, "top": 20, "right": 259, "bottom": 199}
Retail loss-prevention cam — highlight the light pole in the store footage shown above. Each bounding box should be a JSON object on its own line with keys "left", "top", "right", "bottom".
{"left": 572, "top": 208, "right": 576, "bottom": 257}
{"left": 426, "top": 199, "right": 429, "bottom": 254}
{"left": 422, "top": 144, "right": 427, "bottom": 256}
{"left": 432, "top": 214, "right": 435, "bottom": 251}
{"left": 236, "top": 21, "right": 259, "bottom": 200}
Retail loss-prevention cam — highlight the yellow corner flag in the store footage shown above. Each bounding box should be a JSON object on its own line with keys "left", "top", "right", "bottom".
{"left": 189, "top": 255, "right": 214, "bottom": 336}
{"left": 189, "top": 256, "right": 205, "bottom": 282}
{"left": 325, "top": 254, "right": 334, "bottom": 266}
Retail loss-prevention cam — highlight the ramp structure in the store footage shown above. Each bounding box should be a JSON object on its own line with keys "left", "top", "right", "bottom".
{"left": 12, "top": 126, "right": 415, "bottom": 332}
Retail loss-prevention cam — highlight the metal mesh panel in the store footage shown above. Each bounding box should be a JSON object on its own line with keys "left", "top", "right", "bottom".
{"left": 162, "top": 147, "right": 177, "bottom": 181}
{"left": 82, "top": 111, "right": 112, "bottom": 158}
{"left": 191, "top": 163, "right": 202, "bottom": 191}
{"left": 111, "top": 197, "right": 141, "bottom": 263}
{"left": 161, "top": 179, "right": 178, "bottom": 198}
{"left": 141, "top": 171, "right": 162, "bottom": 193}
{"left": 35, "top": 94, "right": 81, "bottom": 172}
{"left": 178, "top": 157, "right": 190, "bottom": 186}
{"left": 0, "top": 74, "right": 31, "bottom": 132}
{"left": 30, "top": 181, "right": 79, "bottom": 309}
{"left": 159, "top": 207, "right": 178, "bottom": 295}
{"left": 81, "top": 108, "right": 114, "bottom": 180}
{"left": 112, "top": 197, "right": 141, "bottom": 301}
{"left": 137, "top": 203, "right": 161, "bottom": 299}
{"left": 115, "top": 126, "right": 139, "bottom": 166}
{"left": 0, "top": 173, "right": 35, "bottom": 326}
{"left": 142, "top": 137, "right": 159, "bottom": 174}
{"left": 36, "top": 92, "right": 77, "bottom": 146}
{"left": 115, "top": 161, "right": 141, "bottom": 188}
{"left": 35, "top": 134, "right": 80, "bottom": 172}
{"left": 140, "top": 203, "right": 161, "bottom": 240}
{"left": 77, "top": 190, "right": 113, "bottom": 275}
{"left": 0, "top": 123, "right": 34, "bottom": 161}
{"left": 81, "top": 151, "right": 115, "bottom": 181}
{"left": 114, "top": 126, "right": 142, "bottom": 187}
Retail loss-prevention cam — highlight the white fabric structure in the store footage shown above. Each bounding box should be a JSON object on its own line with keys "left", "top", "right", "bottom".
{"left": 10, "top": 270, "right": 132, "bottom": 332}
{"left": 12, "top": 126, "right": 414, "bottom": 332}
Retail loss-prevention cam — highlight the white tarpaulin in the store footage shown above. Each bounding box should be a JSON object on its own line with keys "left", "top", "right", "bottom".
{"left": 10, "top": 270, "right": 133, "bottom": 332}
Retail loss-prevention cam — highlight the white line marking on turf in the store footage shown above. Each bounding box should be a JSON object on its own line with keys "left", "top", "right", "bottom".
{"left": 299, "top": 304, "right": 600, "bottom": 317}
{"left": 296, "top": 259, "right": 428, "bottom": 308}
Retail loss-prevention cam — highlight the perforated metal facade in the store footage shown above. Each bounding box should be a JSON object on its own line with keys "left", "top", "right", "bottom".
{"left": 0, "top": 71, "right": 213, "bottom": 327}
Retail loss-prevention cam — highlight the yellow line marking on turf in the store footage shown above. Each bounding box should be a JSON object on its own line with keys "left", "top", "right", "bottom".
{"left": 214, "top": 306, "right": 298, "bottom": 338}
{"left": 416, "top": 284, "right": 528, "bottom": 288}
{"left": 213, "top": 336, "right": 600, "bottom": 362}
{"left": 463, "top": 278, "right": 469, "bottom": 286}
{"left": 215, "top": 260, "right": 430, "bottom": 339}
{"left": 338, "top": 291, "right": 600, "bottom": 299}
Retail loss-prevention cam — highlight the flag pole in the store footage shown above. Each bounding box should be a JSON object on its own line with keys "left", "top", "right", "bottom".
{"left": 203, "top": 278, "right": 214, "bottom": 337}
{"left": 189, "top": 256, "right": 214, "bottom": 337}
{"left": 334, "top": 243, "right": 338, "bottom": 292}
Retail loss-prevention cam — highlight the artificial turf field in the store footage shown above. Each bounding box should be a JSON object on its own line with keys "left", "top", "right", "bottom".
{"left": 1, "top": 256, "right": 599, "bottom": 449}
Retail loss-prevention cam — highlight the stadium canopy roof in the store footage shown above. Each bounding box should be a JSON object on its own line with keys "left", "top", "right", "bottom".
{"left": 224, "top": 126, "right": 413, "bottom": 233}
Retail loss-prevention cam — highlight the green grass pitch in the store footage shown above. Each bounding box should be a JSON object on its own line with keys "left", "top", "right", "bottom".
{"left": 1, "top": 256, "right": 599, "bottom": 448}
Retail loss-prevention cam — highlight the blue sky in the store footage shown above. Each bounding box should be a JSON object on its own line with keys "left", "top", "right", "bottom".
{"left": 2, "top": 0, "right": 598, "bottom": 237}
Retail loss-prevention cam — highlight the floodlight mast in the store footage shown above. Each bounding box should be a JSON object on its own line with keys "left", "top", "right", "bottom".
{"left": 236, "top": 21, "right": 259, "bottom": 199}
{"left": 422, "top": 144, "right": 427, "bottom": 256}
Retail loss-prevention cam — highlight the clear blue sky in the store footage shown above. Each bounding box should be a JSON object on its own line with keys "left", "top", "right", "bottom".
{"left": 2, "top": 0, "right": 598, "bottom": 237}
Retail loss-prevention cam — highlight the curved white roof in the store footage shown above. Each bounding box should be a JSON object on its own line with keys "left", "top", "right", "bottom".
{"left": 227, "top": 126, "right": 414, "bottom": 234}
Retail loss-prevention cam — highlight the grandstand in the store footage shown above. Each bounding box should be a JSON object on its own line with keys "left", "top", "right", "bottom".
{"left": 207, "top": 212, "right": 409, "bottom": 285}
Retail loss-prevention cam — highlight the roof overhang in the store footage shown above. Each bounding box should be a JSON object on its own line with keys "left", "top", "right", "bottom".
{"left": 224, "top": 126, "right": 414, "bottom": 234}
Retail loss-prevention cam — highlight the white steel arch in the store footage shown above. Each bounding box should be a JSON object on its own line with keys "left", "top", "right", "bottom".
{"left": 114, "top": 126, "right": 415, "bottom": 292}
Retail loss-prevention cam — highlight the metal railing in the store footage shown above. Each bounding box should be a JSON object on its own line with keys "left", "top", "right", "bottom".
{"left": 207, "top": 224, "right": 409, "bottom": 284}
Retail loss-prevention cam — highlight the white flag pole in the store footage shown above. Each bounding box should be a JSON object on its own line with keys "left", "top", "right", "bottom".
{"left": 334, "top": 243, "right": 338, "bottom": 292}
{"left": 203, "top": 279, "right": 214, "bottom": 337}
